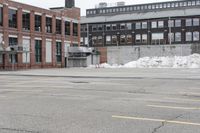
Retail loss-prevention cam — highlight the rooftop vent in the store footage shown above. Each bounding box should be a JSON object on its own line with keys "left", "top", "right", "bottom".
{"left": 117, "top": 1, "right": 125, "bottom": 6}
{"left": 98, "top": 2, "right": 108, "bottom": 8}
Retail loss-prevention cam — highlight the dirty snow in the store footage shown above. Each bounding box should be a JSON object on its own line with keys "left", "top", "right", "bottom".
{"left": 90, "top": 54, "right": 200, "bottom": 68}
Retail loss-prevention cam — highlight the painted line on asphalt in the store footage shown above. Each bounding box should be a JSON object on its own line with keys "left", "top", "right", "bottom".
{"left": 165, "top": 97, "right": 200, "bottom": 102}
{"left": 180, "top": 92, "right": 200, "bottom": 96}
{"left": 112, "top": 115, "right": 200, "bottom": 126}
{"left": 147, "top": 105, "right": 200, "bottom": 110}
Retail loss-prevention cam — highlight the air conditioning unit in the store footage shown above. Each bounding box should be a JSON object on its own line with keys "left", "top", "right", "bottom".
{"left": 10, "top": 46, "right": 24, "bottom": 52}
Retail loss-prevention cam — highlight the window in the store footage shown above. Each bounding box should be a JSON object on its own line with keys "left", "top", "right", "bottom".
{"left": 22, "top": 12, "right": 30, "bottom": 31}
{"left": 151, "top": 21, "right": 157, "bottom": 28}
{"left": 9, "top": 9, "right": 17, "bottom": 28}
{"left": 112, "top": 24, "right": 117, "bottom": 30}
{"left": 158, "top": 21, "right": 164, "bottom": 28}
{"left": 120, "top": 23, "right": 126, "bottom": 30}
{"left": 151, "top": 33, "right": 164, "bottom": 44}
{"left": 193, "top": 31, "right": 199, "bottom": 41}
{"left": 56, "top": 19, "right": 62, "bottom": 34}
{"left": 65, "top": 21, "right": 70, "bottom": 35}
{"left": 81, "top": 25, "right": 87, "bottom": 32}
{"left": 35, "top": 40, "right": 42, "bottom": 63}
{"left": 142, "top": 34, "right": 147, "bottom": 43}
{"left": 120, "top": 35, "right": 126, "bottom": 44}
{"left": 135, "top": 22, "right": 141, "bottom": 29}
{"left": 127, "top": 35, "right": 132, "bottom": 44}
{"left": 98, "top": 24, "right": 103, "bottom": 31}
{"left": 175, "top": 20, "right": 181, "bottom": 27}
{"left": 193, "top": 18, "right": 199, "bottom": 26}
{"left": 142, "top": 22, "right": 147, "bottom": 29}
{"left": 186, "top": 32, "right": 192, "bottom": 41}
{"left": 0, "top": 54, "right": 2, "bottom": 64}
{"left": 136, "top": 34, "right": 141, "bottom": 43}
{"left": 80, "top": 37, "right": 84, "bottom": 45}
{"left": 168, "top": 20, "right": 174, "bottom": 27}
{"left": 92, "top": 25, "right": 97, "bottom": 31}
{"left": 106, "top": 35, "right": 111, "bottom": 44}
{"left": 97, "top": 36, "right": 103, "bottom": 44}
{"left": 0, "top": 7, "right": 2, "bottom": 26}
{"left": 106, "top": 24, "right": 111, "bottom": 31}
{"left": 186, "top": 19, "right": 192, "bottom": 26}
{"left": 112, "top": 35, "right": 117, "bottom": 44}
{"left": 126, "top": 23, "right": 132, "bottom": 30}
{"left": 35, "top": 15, "right": 42, "bottom": 32}
{"left": 175, "top": 32, "right": 181, "bottom": 42}
{"left": 92, "top": 36, "right": 97, "bottom": 45}
{"left": 56, "top": 42, "right": 62, "bottom": 63}
{"left": 9, "top": 37, "right": 18, "bottom": 63}
{"left": 46, "top": 17, "right": 52, "bottom": 33}
{"left": 73, "top": 23, "right": 78, "bottom": 36}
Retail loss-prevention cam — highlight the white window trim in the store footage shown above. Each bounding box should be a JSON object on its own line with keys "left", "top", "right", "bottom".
{"left": 23, "top": 36, "right": 30, "bottom": 39}
{"left": 35, "top": 12, "right": 42, "bottom": 16}
{"left": 46, "top": 39, "right": 52, "bottom": 42}
{"left": 56, "top": 40, "right": 62, "bottom": 42}
{"left": 9, "top": 7, "right": 17, "bottom": 10}
{"left": 56, "top": 17, "right": 62, "bottom": 20}
{"left": 46, "top": 15, "right": 52, "bottom": 18}
{"left": 22, "top": 10, "right": 30, "bottom": 13}
{"left": 9, "top": 35, "right": 18, "bottom": 38}
{"left": 35, "top": 37, "right": 42, "bottom": 40}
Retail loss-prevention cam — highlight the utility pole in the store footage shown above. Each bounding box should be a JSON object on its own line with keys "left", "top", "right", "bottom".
{"left": 87, "top": 23, "right": 89, "bottom": 47}
{"left": 169, "top": 16, "right": 172, "bottom": 45}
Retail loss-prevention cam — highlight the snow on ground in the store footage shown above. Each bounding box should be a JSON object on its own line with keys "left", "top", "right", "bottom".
{"left": 90, "top": 54, "right": 200, "bottom": 68}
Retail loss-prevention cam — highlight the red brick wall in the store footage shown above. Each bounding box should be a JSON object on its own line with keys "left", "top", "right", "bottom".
{"left": 0, "top": 0, "right": 80, "bottom": 70}
{"left": 97, "top": 47, "right": 107, "bottom": 63}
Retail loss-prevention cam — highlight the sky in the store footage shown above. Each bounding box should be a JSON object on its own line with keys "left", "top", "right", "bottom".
{"left": 13, "top": 0, "right": 176, "bottom": 16}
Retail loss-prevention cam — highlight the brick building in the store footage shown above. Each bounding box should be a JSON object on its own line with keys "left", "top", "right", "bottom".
{"left": 0, "top": 0, "right": 80, "bottom": 70}
{"left": 81, "top": 0, "right": 200, "bottom": 63}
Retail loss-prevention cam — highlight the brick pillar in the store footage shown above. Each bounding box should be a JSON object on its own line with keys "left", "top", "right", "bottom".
{"left": 61, "top": 17, "right": 65, "bottom": 37}
{"left": 52, "top": 15, "right": 56, "bottom": 67}
{"left": 70, "top": 20, "right": 73, "bottom": 46}
{"left": 17, "top": 8, "right": 23, "bottom": 66}
{"left": 41, "top": 13, "right": 46, "bottom": 67}
{"left": 78, "top": 20, "right": 81, "bottom": 46}
{"left": 30, "top": 10, "right": 35, "bottom": 67}
{"left": 3, "top": 4, "right": 9, "bottom": 68}
{"left": 61, "top": 38, "right": 65, "bottom": 67}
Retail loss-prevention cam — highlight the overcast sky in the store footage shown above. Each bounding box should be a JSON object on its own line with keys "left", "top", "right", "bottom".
{"left": 13, "top": 0, "right": 176, "bottom": 16}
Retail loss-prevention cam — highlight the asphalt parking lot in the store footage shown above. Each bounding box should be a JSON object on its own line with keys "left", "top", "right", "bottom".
{"left": 0, "top": 68, "right": 200, "bottom": 133}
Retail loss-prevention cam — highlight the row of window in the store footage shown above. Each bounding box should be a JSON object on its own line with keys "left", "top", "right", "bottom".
{"left": 87, "top": 0, "right": 200, "bottom": 15}
{"left": 5, "top": 37, "right": 62, "bottom": 64}
{"left": 81, "top": 31, "right": 200, "bottom": 45}
{"left": 81, "top": 18, "right": 200, "bottom": 32}
{"left": 0, "top": 7, "right": 78, "bottom": 36}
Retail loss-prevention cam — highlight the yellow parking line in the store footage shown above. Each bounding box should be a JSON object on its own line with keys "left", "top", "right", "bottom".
{"left": 165, "top": 97, "right": 200, "bottom": 102}
{"left": 147, "top": 105, "right": 200, "bottom": 110}
{"left": 112, "top": 115, "right": 200, "bottom": 126}
{"left": 180, "top": 92, "right": 200, "bottom": 96}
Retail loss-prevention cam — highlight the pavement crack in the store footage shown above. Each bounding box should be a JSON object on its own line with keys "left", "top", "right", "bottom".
{"left": 151, "top": 122, "right": 165, "bottom": 133}
{"left": 151, "top": 114, "right": 183, "bottom": 133}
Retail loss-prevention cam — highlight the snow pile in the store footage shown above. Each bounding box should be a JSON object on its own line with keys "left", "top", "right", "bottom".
{"left": 91, "top": 54, "right": 200, "bottom": 68}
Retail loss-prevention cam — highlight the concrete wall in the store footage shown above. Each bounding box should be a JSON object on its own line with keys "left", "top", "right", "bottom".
{"left": 106, "top": 44, "right": 200, "bottom": 65}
